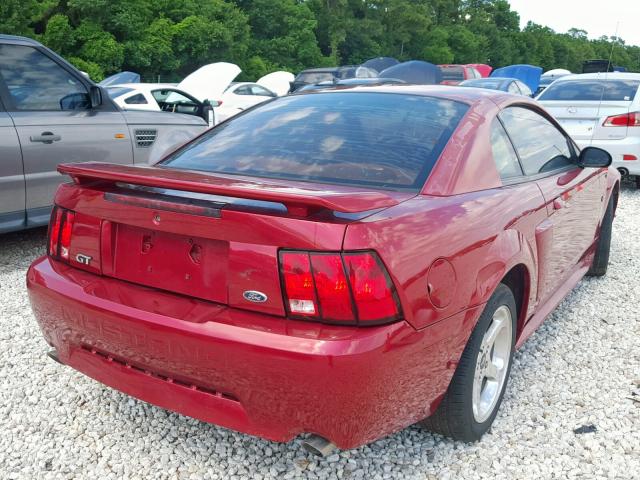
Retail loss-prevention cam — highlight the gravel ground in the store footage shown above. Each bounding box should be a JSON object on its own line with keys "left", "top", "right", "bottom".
{"left": 1, "top": 186, "right": 639, "bottom": 480}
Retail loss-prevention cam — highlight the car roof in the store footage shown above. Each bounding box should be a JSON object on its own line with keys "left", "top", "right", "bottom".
{"left": 0, "top": 34, "right": 41, "bottom": 46}
{"left": 296, "top": 84, "right": 526, "bottom": 108}
{"left": 109, "top": 83, "right": 181, "bottom": 92}
{"left": 552, "top": 72, "right": 640, "bottom": 82}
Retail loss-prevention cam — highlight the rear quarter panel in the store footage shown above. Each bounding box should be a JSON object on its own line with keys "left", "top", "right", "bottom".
{"left": 343, "top": 185, "right": 545, "bottom": 332}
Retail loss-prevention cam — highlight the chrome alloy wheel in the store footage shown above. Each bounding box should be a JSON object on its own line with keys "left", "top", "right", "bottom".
{"left": 472, "top": 304, "right": 513, "bottom": 423}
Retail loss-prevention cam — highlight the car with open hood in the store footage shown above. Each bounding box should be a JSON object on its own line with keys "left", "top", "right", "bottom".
{"left": 28, "top": 85, "right": 618, "bottom": 453}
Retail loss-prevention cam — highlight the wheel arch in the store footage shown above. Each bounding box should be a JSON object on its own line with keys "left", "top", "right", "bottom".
{"left": 499, "top": 263, "right": 531, "bottom": 341}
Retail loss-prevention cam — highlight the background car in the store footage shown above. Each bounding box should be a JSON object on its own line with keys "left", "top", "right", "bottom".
{"left": 28, "top": 86, "right": 618, "bottom": 453}
{"left": 438, "top": 64, "right": 482, "bottom": 85}
{"left": 537, "top": 72, "right": 640, "bottom": 187}
{"left": 106, "top": 83, "right": 216, "bottom": 126}
{"left": 290, "top": 65, "right": 378, "bottom": 91}
{"left": 295, "top": 77, "right": 405, "bottom": 92}
{"left": 460, "top": 77, "right": 533, "bottom": 96}
{"left": 0, "top": 35, "right": 207, "bottom": 234}
{"left": 216, "top": 82, "right": 277, "bottom": 123}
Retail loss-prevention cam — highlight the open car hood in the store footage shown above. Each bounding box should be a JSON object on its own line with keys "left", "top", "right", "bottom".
{"left": 491, "top": 64, "right": 543, "bottom": 92}
{"left": 362, "top": 57, "right": 399, "bottom": 74}
{"left": 257, "top": 71, "right": 294, "bottom": 96}
{"left": 178, "top": 62, "right": 241, "bottom": 102}
{"left": 379, "top": 61, "right": 442, "bottom": 85}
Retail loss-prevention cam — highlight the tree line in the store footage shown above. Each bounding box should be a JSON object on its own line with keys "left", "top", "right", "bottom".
{"left": 2, "top": 0, "right": 639, "bottom": 82}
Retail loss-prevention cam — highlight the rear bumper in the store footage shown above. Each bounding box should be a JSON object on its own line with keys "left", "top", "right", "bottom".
{"left": 27, "top": 256, "right": 480, "bottom": 449}
{"left": 575, "top": 137, "right": 640, "bottom": 175}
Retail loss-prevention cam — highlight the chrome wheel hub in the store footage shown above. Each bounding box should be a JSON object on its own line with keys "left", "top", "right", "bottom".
{"left": 472, "top": 305, "right": 512, "bottom": 423}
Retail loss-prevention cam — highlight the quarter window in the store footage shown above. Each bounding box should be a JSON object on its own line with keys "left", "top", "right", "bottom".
{"left": 124, "top": 94, "right": 148, "bottom": 105}
{"left": 490, "top": 119, "right": 523, "bottom": 179}
{"left": 0, "top": 44, "right": 89, "bottom": 111}
{"left": 500, "top": 107, "right": 574, "bottom": 175}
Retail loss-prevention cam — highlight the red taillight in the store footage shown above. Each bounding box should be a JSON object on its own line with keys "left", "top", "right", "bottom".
{"left": 310, "top": 254, "right": 353, "bottom": 321}
{"left": 281, "top": 252, "right": 317, "bottom": 316}
{"left": 603, "top": 112, "right": 640, "bottom": 127}
{"left": 48, "top": 207, "right": 63, "bottom": 256}
{"left": 344, "top": 253, "right": 399, "bottom": 323}
{"left": 48, "top": 206, "right": 75, "bottom": 261}
{"left": 279, "top": 250, "right": 401, "bottom": 325}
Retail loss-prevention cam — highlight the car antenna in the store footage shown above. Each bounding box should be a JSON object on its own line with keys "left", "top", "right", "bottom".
{"left": 591, "top": 22, "right": 619, "bottom": 146}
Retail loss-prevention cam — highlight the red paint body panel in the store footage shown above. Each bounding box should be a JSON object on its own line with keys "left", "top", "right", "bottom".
{"left": 28, "top": 256, "right": 480, "bottom": 449}
{"left": 27, "top": 87, "right": 621, "bottom": 448}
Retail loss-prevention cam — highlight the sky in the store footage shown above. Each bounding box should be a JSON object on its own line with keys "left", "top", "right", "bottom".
{"left": 508, "top": 0, "right": 640, "bottom": 47}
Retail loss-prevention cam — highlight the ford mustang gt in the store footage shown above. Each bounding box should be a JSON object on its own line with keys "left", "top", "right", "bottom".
{"left": 27, "top": 86, "right": 618, "bottom": 451}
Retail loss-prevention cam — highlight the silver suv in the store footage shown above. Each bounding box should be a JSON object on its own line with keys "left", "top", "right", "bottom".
{"left": 0, "top": 35, "right": 208, "bottom": 234}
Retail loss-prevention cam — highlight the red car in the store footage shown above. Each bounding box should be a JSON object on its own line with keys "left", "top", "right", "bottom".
{"left": 28, "top": 86, "right": 618, "bottom": 452}
{"left": 439, "top": 64, "right": 482, "bottom": 85}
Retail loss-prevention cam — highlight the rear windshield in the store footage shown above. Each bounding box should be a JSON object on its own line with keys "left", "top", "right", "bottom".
{"left": 440, "top": 66, "right": 464, "bottom": 81}
{"left": 162, "top": 92, "right": 468, "bottom": 191}
{"left": 296, "top": 72, "right": 335, "bottom": 84}
{"left": 539, "top": 80, "right": 640, "bottom": 101}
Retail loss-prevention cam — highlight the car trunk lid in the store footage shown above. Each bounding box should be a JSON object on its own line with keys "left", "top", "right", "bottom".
{"left": 55, "top": 162, "right": 412, "bottom": 317}
{"left": 542, "top": 100, "right": 632, "bottom": 141}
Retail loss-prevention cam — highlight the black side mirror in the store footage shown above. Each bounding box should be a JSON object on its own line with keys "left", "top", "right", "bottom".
{"left": 578, "top": 146, "right": 612, "bottom": 168}
{"left": 89, "top": 85, "right": 103, "bottom": 108}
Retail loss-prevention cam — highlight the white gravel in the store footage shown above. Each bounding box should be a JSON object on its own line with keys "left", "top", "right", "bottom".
{"left": 1, "top": 185, "right": 639, "bottom": 480}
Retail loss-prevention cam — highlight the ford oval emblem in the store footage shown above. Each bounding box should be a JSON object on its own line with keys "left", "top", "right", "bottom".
{"left": 243, "top": 290, "right": 268, "bottom": 303}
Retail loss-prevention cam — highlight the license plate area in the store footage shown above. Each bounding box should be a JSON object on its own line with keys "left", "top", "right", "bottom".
{"left": 112, "top": 224, "right": 228, "bottom": 304}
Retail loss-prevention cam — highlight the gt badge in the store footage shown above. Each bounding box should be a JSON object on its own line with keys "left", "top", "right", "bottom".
{"left": 76, "top": 253, "right": 92, "bottom": 265}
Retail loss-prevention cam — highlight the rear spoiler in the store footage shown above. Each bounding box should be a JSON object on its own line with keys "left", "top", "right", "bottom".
{"left": 59, "top": 162, "right": 403, "bottom": 215}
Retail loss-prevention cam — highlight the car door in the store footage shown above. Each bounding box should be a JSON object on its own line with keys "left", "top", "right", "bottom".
{"left": 0, "top": 42, "right": 133, "bottom": 226}
{"left": 500, "top": 106, "right": 606, "bottom": 302}
{"left": 0, "top": 104, "right": 26, "bottom": 233}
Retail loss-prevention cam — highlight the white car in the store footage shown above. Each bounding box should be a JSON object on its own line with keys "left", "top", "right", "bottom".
{"left": 177, "top": 63, "right": 290, "bottom": 123}
{"left": 216, "top": 82, "right": 277, "bottom": 122}
{"left": 537, "top": 72, "right": 640, "bottom": 187}
{"left": 106, "top": 83, "right": 216, "bottom": 127}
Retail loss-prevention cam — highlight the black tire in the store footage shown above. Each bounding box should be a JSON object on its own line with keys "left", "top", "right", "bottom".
{"left": 635, "top": 176, "right": 640, "bottom": 190}
{"left": 419, "top": 284, "right": 516, "bottom": 442}
{"left": 586, "top": 196, "right": 614, "bottom": 277}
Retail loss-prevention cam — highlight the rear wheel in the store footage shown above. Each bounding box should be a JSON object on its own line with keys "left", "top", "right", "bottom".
{"left": 586, "top": 196, "right": 614, "bottom": 277}
{"left": 419, "top": 284, "right": 516, "bottom": 442}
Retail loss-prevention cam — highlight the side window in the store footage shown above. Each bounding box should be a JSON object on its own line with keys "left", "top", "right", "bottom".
{"left": 0, "top": 44, "right": 89, "bottom": 111}
{"left": 124, "top": 93, "right": 148, "bottom": 105}
{"left": 507, "top": 82, "right": 520, "bottom": 94}
{"left": 249, "top": 85, "right": 273, "bottom": 96}
{"left": 234, "top": 85, "right": 252, "bottom": 95}
{"left": 490, "top": 119, "right": 523, "bottom": 179}
{"left": 517, "top": 81, "right": 532, "bottom": 97}
{"left": 500, "top": 107, "right": 574, "bottom": 175}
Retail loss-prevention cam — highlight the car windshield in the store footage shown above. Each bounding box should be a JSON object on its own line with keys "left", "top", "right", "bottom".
{"left": 440, "top": 66, "right": 464, "bottom": 81}
{"left": 463, "top": 79, "right": 503, "bottom": 90}
{"left": 296, "top": 72, "right": 335, "bottom": 84}
{"left": 539, "top": 79, "right": 640, "bottom": 101}
{"left": 162, "top": 92, "right": 468, "bottom": 191}
{"left": 107, "top": 87, "right": 135, "bottom": 99}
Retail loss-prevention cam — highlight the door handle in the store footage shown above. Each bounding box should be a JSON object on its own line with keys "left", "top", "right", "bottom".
{"left": 30, "top": 132, "right": 61, "bottom": 144}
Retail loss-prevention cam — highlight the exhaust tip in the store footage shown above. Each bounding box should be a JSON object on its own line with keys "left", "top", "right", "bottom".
{"left": 47, "top": 349, "right": 64, "bottom": 365}
{"left": 618, "top": 167, "right": 629, "bottom": 176}
{"left": 301, "top": 434, "right": 336, "bottom": 457}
